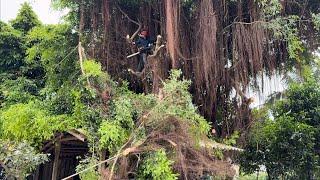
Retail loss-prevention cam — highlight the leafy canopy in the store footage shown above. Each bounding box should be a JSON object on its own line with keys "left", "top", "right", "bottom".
{"left": 0, "top": 22, "right": 24, "bottom": 73}
{"left": 10, "top": 2, "right": 41, "bottom": 33}
{"left": 241, "top": 78, "right": 320, "bottom": 179}
{"left": 0, "top": 101, "right": 79, "bottom": 146}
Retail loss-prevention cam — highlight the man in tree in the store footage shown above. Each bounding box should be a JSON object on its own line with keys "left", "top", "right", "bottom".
{"left": 133, "top": 29, "right": 154, "bottom": 72}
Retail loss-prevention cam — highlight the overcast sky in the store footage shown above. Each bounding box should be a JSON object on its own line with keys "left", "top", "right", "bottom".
{"left": 0, "top": 0, "right": 65, "bottom": 24}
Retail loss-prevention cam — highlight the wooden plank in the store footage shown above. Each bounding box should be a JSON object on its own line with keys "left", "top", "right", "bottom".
{"left": 127, "top": 51, "right": 140, "bottom": 58}
{"left": 34, "top": 166, "right": 40, "bottom": 180}
{"left": 60, "top": 137, "right": 79, "bottom": 142}
{"left": 67, "top": 130, "right": 86, "bottom": 142}
{"left": 42, "top": 134, "right": 63, "bottom": 152}
{"left": 51, "top": 140, "right": 61, "bottom": 180}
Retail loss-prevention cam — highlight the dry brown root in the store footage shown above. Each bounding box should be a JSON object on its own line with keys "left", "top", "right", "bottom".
{"left": 106, "top": 117, "right": 237, "bottom": 179}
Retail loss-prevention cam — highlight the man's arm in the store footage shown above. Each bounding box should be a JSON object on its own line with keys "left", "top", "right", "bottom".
{"left": 149, "top": 37, "right": 156, "bottom": 44}
{"left": 134, "top": 38, "right": 142, "bottom": 46}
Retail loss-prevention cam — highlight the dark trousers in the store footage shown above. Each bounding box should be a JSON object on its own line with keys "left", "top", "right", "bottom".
{"left": 137, "top": 53, "right": 147, "bottom": 72}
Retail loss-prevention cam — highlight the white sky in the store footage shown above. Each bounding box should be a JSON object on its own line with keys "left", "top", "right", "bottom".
{"left": 0, "top": 0, "right": 65, "bottom": 24}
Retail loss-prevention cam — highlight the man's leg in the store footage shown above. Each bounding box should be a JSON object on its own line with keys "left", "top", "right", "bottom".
{"left": 137, "top": 54, "right": 143, "bottom": 72}
{"left": 142, "top": 53, "right": 147, "bottom": 65}
{"left": 137, "top": 53, "right": 147, "bottom": 72}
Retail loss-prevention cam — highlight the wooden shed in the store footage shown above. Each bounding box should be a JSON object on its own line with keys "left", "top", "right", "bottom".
{"left": 28, "top": 129, "right": 89, "bottom": 180}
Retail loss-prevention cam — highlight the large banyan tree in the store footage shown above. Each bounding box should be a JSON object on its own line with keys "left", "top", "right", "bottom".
{"left": 52, "top": 0, "right": 320, "bottom": 137}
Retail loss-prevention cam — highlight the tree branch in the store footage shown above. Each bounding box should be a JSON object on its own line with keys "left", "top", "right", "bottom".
{"left": 116, "top": 4, "right": 140, "bottom": 26}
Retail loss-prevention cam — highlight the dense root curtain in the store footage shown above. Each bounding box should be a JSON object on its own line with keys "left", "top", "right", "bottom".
{"left": 165, "top": 0, "right": 180, "bottom": 68}
{"left": 68, "top": 0, "right": 319, "bottom": 137}
{"left": 193, "top": 0, "right": 219, "bottom": 124}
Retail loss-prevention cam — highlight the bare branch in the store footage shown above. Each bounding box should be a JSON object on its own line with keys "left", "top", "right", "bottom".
{"left": 149, "top": 45, "right": 165, "bottom": 58}
{"left": 130, "top": 24, "right": 142, "bottom": 41}
{"left": 116, "top": 4, "right": 142, "bottom": 43}
{"left": 126, "top": 24, "right": 142, "bottom": 43}
{"left": 149, "top": 35, "right": 165, "bottom": 58}
{"left": 116, "top": 4, "right": 140, "bottom": 26}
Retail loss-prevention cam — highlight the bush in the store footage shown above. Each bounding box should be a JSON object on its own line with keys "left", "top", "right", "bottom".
{"left": 241, "top": 79, "right": 320, "bottom": 179}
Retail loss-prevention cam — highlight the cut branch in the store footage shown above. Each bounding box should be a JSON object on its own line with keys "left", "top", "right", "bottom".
{"left": 78, "top": 42, "right": 91, "bottom": 87}
{"left": 149, "top": 35, "right": 165, "bottom": 58}
{"left": 126, "top": 24, "right": 142, "bottom": 44}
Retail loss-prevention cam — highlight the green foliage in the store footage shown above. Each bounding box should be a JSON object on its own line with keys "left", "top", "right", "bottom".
{"left": 99, "top": 95, "right": 135, "bottom": 153}
{"left": 0, "top": 140, "right": 48, "bottom": 180}
{"left": 0, "top": 4, "right": 80, "bottom": 150}
{"left": 0, "top": 3, "right": 43, "bottom": 80}
{"left": 0, "top": 77, "right": 38, "bottom": 107}
{"left": 267, "top": 16, "right": 304, "bottom": 61}
{"left": 98, "top": 121, "right": 128, "bottom": 153}
{"left": 153, "top": 70, "right": 211, "bottom": 139}
{"left": 255, "top": 0, "right": 318, "bottom": 66}
{"left": 255, "top": 0, "right": 281, "bottom": 18}
{"left": 0, "top": 22, "right": 25, "bottom": 73}
{"left": 51, "top": 0, "right": 79, "bottom": 10}
{"left": 98, "top": 70, "right": 210, "bottom": 154}
{"left": 26, "top": 24, "right": 78, "bottom": 90}
{"left": 43, "top": 86, "right": 76, "bottom": 115}
{"left": 10, "top": 3, "right": 41, "bottom": 33}
{"left": 273, "top": 80, "right": 320, "bottom": 126}
{"left": 0, "top": 5, "right": 87, "bottom": 149}
{"left": 241, "top": 79, "right": 320, "bottom": 179}
{"left": 138, "top": 149, "right": 178, "bottom": 180}
{"left": 71, "top": 88, "right": 105, "bottom": 130}
{"left": 76, "top": 156, "right": 100, "bottom": 180}
{"left": 0, "top": 101, "right": 78, "bottom": 146}
{"left": 242, "top": 117, "right": 316, "bottom": 179}
{"left": 0, "top": 4, "right": 45, "bottom": 119}
{"left": 82, "top": 60, "right": 111, "bottom": 91}
{"left": 51, "top": 0, "right": 80, "bottom": 28}
{"left": 113, "top": 98, "right": 135, "bottom": 129}
{"left": 223, "top": 131, "right": 240, "bottom": 146}
{"left": 83, "top": 60, "right": 106, "bottom": 78}
{"left": 312, "top": 13, "right": 320, "bottom": 31}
